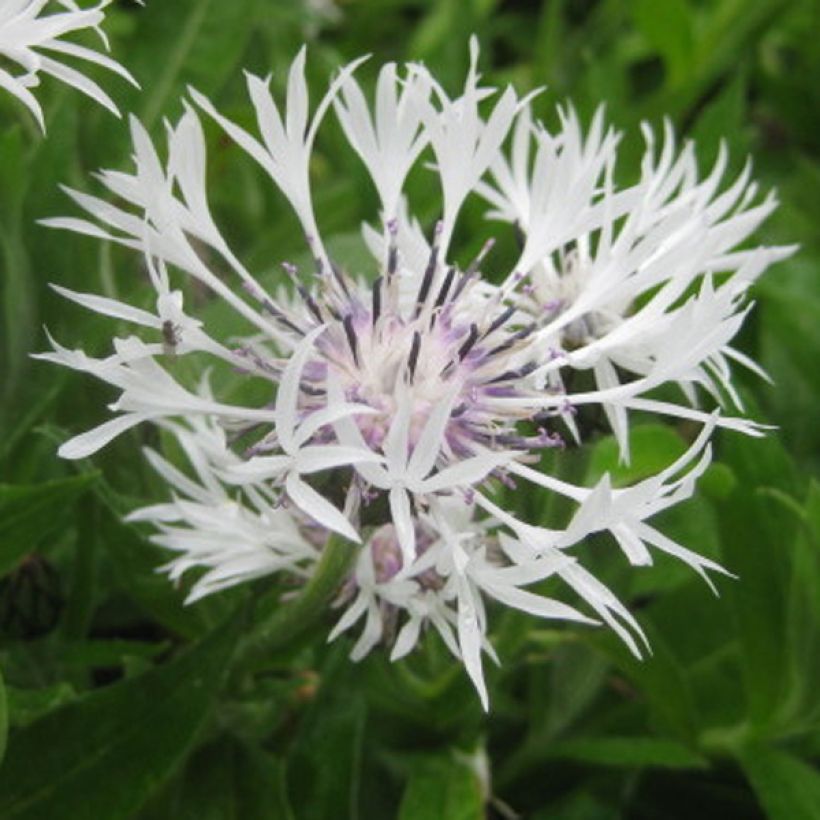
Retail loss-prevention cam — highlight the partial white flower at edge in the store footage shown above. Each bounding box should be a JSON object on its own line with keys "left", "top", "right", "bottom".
{"left": 39, "top": 39, "right": 793, "bottom": 708}
{"left": 0, "top": 0, "right": 139, "bottom": 132}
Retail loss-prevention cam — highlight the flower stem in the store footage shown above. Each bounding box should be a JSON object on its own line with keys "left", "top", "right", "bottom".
{"left": 232, "top": 534, "right": 358, "bottom": 677}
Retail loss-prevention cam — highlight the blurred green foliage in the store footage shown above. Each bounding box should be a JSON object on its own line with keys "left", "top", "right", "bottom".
{"left": 1, "top": 0, "right": 819, "bottom": 817}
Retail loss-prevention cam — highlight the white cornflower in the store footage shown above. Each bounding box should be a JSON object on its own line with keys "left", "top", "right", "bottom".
{"left": 40, "top": 40, "right": 793, "bottom": 708}
{"left": 0, "top": 0, "right": 138, "bottom": 132}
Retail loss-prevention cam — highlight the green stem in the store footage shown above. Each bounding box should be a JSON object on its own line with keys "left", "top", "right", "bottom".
{"left": 232, "top": 534, "right": 359, "bottom": 677}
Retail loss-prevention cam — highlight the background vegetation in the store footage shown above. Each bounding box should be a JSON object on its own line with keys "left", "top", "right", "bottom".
{"left": 1, "top": 0, "right": 819, "bottom": 817}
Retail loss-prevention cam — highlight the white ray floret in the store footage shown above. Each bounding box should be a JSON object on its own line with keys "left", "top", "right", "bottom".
{"left": 41, "top": 43, "right": 792, "bottom": 707}
{"left": 0, "top": 0, "right": 138, "bottom": 132}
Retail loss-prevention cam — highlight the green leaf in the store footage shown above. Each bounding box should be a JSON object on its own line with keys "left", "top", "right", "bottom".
{"left": 57, "top": 640, "right": 170, "bottom": 669}
{"left": 803, "top": 480, "right": 820, "bottom": 534}
{"left": 717, "top": 432, "right": 798, "bottom": 730}
{"left": 137, "top": 735, "right": 293, "bottom": 820}
{"left": 545, "top": 736, "right": 707, "bottom": 769}
{"left": 738, "top": 743, "right": 820, "bottom": 820}
{"left": 287, "top": 649, "right": 368, "bottom": 820}
{"left": 0, "top": 126, "right": 28, "bottom": 207}
{"left": 131, "top": 0, "right": 262, "bottom": 128}
{"left": 398, "top": 750, "right": 485, "bottom": 820}
{"left": 104, "top": 512, "right": 231, "bottom": 640}
{"left": 0, "top": 376, "right": 66, "bottom": 464}
{"left": 758, "top": 264, "right": 820, "bottom": 472}
{"left": 0, "top": 474, "right": 98, "bottom": 577}
{"left": 778, "top": 480, "right": 820, "bottom": 730}
{"left": 534, "top": 0, "right": 568, "bottom": 90}
{"left": 690, "top": 71, "right": 748, "bottom": 170}
{"left": 586, "top": 424, "right": 686, "bottom": 488}
{"left": 409, "top": 0, "right": 498, "bottom": 70}
{"left": 544, "top": 643, "right": 609, "bottom": 739}
{"left": 0, "top": 126, "right": 32, "bottom": 408}
{"left": 697, "top": 463, "right": 737, "bottom": 501}
{"left": 589, "top": 625, "right": 700, "bottom": 743}
{"left": 4, "top": 683, "right": 76, "bottom": 730}
{"left": 493, "top": 642, "right": 609, "bottom": 791}
{"left": 0, "top": 666, "right": 7, "bottom": 767}
{"left": 60, "top": 495, "right": 101, "bottom": 641}
{"left": 532, "top": 791, "right": 620, "bottom": 820}
{"left": 0, "top": 613, "right": 242, "bottom": 819}
{"left": 638, "top": 0, "right": 790, "bottom": 119}
{"left": 629, "top": 0, "right": 694, "bottom": 87}
{"left": 630, "top": 494, "right": 723, "bottom": 599}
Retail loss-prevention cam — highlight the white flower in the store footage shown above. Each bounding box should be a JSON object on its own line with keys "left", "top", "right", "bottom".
{"left": 222, "top": 326, "right": 382, "bottom": 543}
{"left": 41, "top": 43, "right": 792, "bottom": 708}
{"left": 126, "top": 410, "right": 317, "bottom": 605}
{"left": 415, "top": 37, "right": 520, "bottom": 256}
{"left": 480, "top": 116, "right": 795, "bottom": 459}
{"left": 329, "top": 375, "right": 514, "bottom": 567}
{"left": 0, "top": 0, "right": 138, "bottom": 132}
{"left": 329, "top": 501, "right": 593, "bottom": 709}
{"left": 334, "top": 61, "right": 432, "bottom": 224}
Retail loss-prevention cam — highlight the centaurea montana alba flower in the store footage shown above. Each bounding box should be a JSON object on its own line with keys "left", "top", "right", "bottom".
{"left": 38, "top": 40, "right": 794, "bottom": 708}
{"left": 0, "top": 0, "right": 138, "bottom": 132}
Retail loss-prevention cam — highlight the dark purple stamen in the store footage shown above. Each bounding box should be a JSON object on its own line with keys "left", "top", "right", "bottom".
{"left": 261, "top": 301, "right": 305, "bottom": 336}
{"left": 513, "top": 221, "right": 526, "bottom": 250}
{"left": 483, "top": 305, "right": 515, "bottom": 338}
{"left": 433, "top": 266, "right": 456, "bottom": 311}
{"left": 372, "top": 276, "right": 383, "bottom": 325}
{"left": 343, "top": 314, "right": 359, "bottom": 365}
{"left": 408, "top": 331, "right": 422, "bottom": 381}
{"left": 296, "top": 284, "right": 323, "bottom": 324}
{"left": 488, "top": 322, "right": 537, "bottom": 357}
{"left": 387, "top": 246, "right": 398, "bottom": 278}
{"left": 458, "top": 323, "right": 480, "bottom": 360}
{"left": 233, "top": 345, "right": 279, "bottom": 375}
{"left": 415, "top": 246, "right": 439, "bottom": 316}
{"left": 331, "top": 261, "right": 351, "bottom": 298}
{"left": 386, "top": 219, "right": 399, "bottom": 279}
{"left": 488, "top": 361, "right": 538, "bottom": 384}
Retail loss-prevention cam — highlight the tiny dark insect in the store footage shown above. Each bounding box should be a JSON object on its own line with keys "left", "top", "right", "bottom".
{"left": 162, "top": 320, "right": 182, "bottom": 359}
